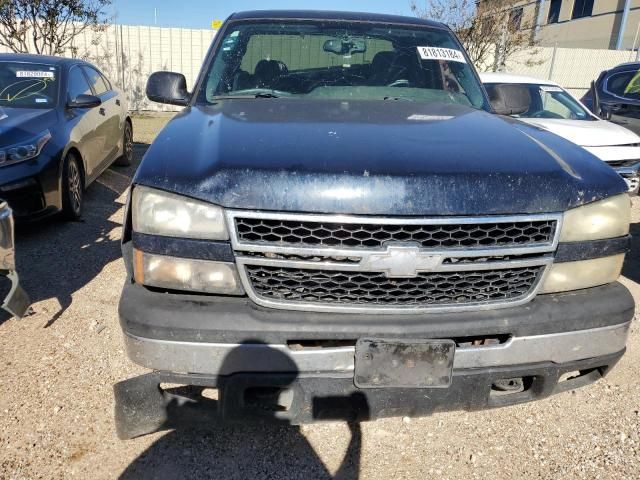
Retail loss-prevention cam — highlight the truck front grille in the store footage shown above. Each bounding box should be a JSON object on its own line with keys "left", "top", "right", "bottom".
{"left": 246, "top": 265, "right": 543, "bottom": 306}
{"left": 226, "top": 211, "right": 560, "bottom": 314}
{"left": 235, "top": 217, "right": 556, "bottom": 249}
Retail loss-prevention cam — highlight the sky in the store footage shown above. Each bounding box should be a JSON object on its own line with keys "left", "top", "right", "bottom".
{"left": 110, "top": 0, "right": 416, "bottom": 29}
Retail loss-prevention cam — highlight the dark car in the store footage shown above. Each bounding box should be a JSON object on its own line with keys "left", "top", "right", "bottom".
{"left": 582, "top": 62, "right": 640, "bottom": 136}
{"left": 0, "top": 54, "right": 132, "bottom": 220}
{"left": 114, "top": 11, "right": 633, "bottom": 439}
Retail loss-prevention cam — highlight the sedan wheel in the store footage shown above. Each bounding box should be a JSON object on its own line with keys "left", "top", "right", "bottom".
{"left": 115, "top": 121, "right": 133, "bottom": 167}
{"left": 61, "top": 153, "right": 83, "bottom": 221}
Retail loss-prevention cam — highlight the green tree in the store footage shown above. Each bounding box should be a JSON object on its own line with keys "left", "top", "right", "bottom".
{"left": 0, "top": 0, "right": 112, "bottom": 56}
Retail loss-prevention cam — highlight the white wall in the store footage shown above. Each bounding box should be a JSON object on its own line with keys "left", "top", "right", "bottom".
{"left": 494, "top": 46, "right": 634, "bottom": 97}
{"left": 0, "top": 24, "right": 217, "bottom": 112}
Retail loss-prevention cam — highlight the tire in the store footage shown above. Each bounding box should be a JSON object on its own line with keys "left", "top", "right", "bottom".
{"left": 61, "top": 152, "right": 84, "bottom": 221}
{"left": 114, "top": 121, "right": 133, "bottom": 167}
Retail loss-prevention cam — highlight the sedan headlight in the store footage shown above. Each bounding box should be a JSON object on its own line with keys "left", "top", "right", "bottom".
{"left": 134, "top": 249, "right": 244, "bottom": 295}
{"left": 132, "top": 185, "right": 228, "bottom": 239}
{"left": 559, "top": 194, "right": 630, "bottom": 242}
{"left": 0, "top": 130, "right": 51, "bottom": 167}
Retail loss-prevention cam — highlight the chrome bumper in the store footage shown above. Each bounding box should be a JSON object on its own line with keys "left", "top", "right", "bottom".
{"left": 124, "top": 321, "right": 631, "bottom": 376}
{"left": 0, "top": 202, "right": 29, "bottom": 318}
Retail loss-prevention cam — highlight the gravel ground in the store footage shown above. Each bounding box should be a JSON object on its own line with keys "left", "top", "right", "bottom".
{"left": 0, "top": 113, "right": 638, "bottom": 479}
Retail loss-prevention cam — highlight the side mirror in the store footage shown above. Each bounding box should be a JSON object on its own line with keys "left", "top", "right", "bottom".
{"left": 487, "top": 84, "right": 531, "bottom": 116}
{"left": 67, "top": 94, "right": 102, "bottom": 109}
{"left": 146, "top": 71, "right": 190, "bottom": 106}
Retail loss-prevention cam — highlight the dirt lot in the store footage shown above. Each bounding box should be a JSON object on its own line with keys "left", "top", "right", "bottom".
{"left": 0, "top": 113, "right": 638, "bottom": 479}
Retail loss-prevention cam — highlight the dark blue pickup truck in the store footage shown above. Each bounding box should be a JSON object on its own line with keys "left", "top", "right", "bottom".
{"left": 114, "top": 11, "right": 634, "bottom": 439}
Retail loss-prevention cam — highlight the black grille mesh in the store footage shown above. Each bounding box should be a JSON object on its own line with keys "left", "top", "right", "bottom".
{"left": 245, "top": 265, "right": 542, "bottom": 306}
{"left": 235, "top": 218, "right": 556, "bottom": 249}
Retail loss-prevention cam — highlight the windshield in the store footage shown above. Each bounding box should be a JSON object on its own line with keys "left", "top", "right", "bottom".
{"left": 485, "top": 82, "right": 592, "bottom": 120}
{"left": 198, "top": 20, "right": 488, "bottom": 109}
{"left": 0, "top": 62, "right": 59, "bottom": 108}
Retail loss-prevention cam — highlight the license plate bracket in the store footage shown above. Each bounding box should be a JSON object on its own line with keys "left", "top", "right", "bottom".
{"left": 354, "top": 338, "right": 455, "bottom": 389}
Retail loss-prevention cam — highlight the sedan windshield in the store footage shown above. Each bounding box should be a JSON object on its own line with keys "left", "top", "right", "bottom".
{"left": 0, "top": 62, "right": 59, "bottom": 108}
{"left": 199, "top": 21, "right": 488, "bottom": 109}
{"left": 484, "top": 82, "right": 593, "bottom": 120}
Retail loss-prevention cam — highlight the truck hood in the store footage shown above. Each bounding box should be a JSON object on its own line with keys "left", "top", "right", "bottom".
{"left": 522, "top": 118, "right": 640, "bottom": 148}
{"left": 134, "top": 100, "right": 626, "bottom": 216}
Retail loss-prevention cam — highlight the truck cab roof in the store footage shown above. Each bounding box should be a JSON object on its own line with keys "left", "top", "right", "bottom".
{"left": 227, "top": 10, "right": 446, "bottom": 29}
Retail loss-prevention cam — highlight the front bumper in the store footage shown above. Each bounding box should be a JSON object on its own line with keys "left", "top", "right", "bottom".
{"left": 123, "top": 322, "right": 630, "bottom": 377}
{"left": 114, "top": 351, "right": 624, "bottom": 439}
{"left": 0, "top": 152, "right": 63, "bottom": 219}
{"left": 116, "top": 281, "right": 633, "bottom": 438}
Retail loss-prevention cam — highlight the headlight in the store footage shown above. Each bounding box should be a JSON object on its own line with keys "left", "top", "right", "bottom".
{"left": 540, "top": 254, "right": 625, "bottom": 294}
{"left": 132, "top": 185, "right": 228, "bottom": 240}
{"left": 0, "top": 130, "right": 51, "bottom": 167}
{"left": 560, "top": 194, "right": 630, "bottom": 242}
{"left": 134, "top": 249, "right": 244, "bottom": 295}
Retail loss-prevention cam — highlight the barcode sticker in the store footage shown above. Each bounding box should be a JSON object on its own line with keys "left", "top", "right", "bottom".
{"left": 417, "top": 47, "right": 467, "bottom": 64}
{"left": 16, "top": 71, "right": 54, "bottom": 79}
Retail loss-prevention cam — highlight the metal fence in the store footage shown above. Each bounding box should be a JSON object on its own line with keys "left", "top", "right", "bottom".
{"left": 499, "top": 45, "right": 635, "bottom": 97}
{"left": 0, "top": 23, "right": 636, "bottom": 110}
{"left": 0, "top": 24, "right": 217, "bottom": 112}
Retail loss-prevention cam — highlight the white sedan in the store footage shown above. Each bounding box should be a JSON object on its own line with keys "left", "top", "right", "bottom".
{"left": 481, "top": 72, "right": 640, "bottom": 194}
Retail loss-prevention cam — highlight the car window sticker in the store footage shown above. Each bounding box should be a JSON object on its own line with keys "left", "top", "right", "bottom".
{"left": 0, "top": 78, "right": 52, "bottom": 102}
{"left": 540, "top": 85, "right": 563, "bottom": 93}
{"left": 417, "top": 46, "right": 467, "bottom": 64}
{"left": 16, "top": 71, "right": 54, "bottom": 79}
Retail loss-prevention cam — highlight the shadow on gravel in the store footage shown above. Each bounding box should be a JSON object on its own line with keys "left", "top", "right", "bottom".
{"left": 117, "top": 344, "right": 364, "bottom": 479}
{"left": 0, "top": 143, "right": 149, "bottom": 327}
{"left": 119, "top": 422, "right": 363, "bottom": 480}
{"left": 622, "top": 222, "right": 640, "bottom": 284}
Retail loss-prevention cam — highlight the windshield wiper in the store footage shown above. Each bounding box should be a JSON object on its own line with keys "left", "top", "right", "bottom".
{"left": 254, "top": 92, "right": 279, "bottom": 98}
{"left": 211, "top": 92, "right": 280, "bottom": 100}
{"left": 383, "top": 96, "right": 414, "bottom": 102}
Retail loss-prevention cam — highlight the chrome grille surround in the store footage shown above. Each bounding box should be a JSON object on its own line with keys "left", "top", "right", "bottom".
{"left": 226, "top": 210, "right": 562, "bottom": 314}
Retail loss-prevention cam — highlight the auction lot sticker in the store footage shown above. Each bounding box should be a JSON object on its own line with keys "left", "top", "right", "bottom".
{"left": 417, "top": 46, "right": 467, "bottom": 64}
{"left": 16, "top": 71, "right": 54, "bottom": 79}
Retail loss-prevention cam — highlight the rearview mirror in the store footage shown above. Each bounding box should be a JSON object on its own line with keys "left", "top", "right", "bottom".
{"left": 323, "top": 37, "right": 367, "bottom": 56}
{"left": 67, "top": 94, "right": 101, "bottom": 109}
{"left": 146, "top": 71, "right": 190, "bottom": 106}
{"left": 487, "top": 84, "right": 531, "bottom": 116}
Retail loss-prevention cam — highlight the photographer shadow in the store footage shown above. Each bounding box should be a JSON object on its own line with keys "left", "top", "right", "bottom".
{"left": 117, "top": 342, "right": 367, "bottom": 479}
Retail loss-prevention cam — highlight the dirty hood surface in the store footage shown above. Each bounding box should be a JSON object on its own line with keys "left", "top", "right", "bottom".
{"left": 135, "top": 100, "right": 626, "bottom": 216}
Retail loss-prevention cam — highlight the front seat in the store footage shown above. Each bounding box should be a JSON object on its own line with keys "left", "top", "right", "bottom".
{"left": 254, "top": 59, "right": 284, "bottom": 89}
{"left": 367, "top": 52, "right": 396, "bottom": 86}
